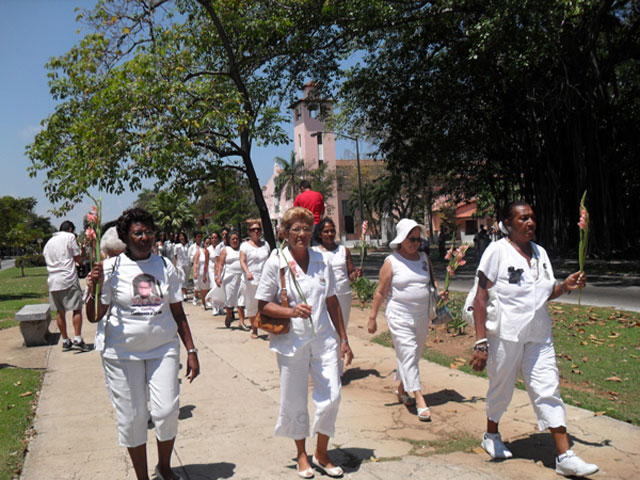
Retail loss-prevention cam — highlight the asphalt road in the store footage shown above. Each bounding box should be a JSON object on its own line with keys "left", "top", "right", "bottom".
{"left": 0, "top": 258, "right": 16, "bottom": 270}
{"left": 357, "top": 251, "right": 640, "bottom": 313}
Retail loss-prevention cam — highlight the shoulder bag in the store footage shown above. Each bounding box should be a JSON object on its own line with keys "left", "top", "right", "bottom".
{"left": 255, "top": 266, "right": 291, "bottom": 335}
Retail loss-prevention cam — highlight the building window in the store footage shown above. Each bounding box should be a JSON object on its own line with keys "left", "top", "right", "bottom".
{"left": 465, "top": 220, "right": 477, "bottom": 235}
{"left": 294, "top": 106, "right": 301, "bottom": 121}
{"left": 298, "top": 134, "right": 302, "bottom": 159}
{"left": 342, "top": 200, "right": 355, "bottom": 234}
{"left": 317, "top": 133, "right": 324, "bottom": 166}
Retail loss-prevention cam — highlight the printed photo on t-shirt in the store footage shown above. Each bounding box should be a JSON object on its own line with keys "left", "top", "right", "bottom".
{"left": 131, "top": 273, "right": 163, "bottom": 307}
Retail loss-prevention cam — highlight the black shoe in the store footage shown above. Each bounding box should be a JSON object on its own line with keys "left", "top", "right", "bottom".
{"left": 62, "top": 339, "right": 73, "bottom": 351}
{"left": 73, "top": 339, "right": 91, "bottom": 352}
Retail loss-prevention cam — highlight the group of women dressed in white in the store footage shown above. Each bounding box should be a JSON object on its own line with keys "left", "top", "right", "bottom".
{"left": 87, "top": 202, "right": 599, "bottom": 480}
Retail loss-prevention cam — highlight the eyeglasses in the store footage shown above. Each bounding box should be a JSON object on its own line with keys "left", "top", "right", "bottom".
{"left": 131, "top": 230, "right": 155, "bottom": 239}
{"left": 406, "top": 236, "right": 422, "bottom": 243}
{"left": 290, "top": 226, "right": 313, "bottom": 234}
{"left": 249, "top": 227, "right": 262, "bottom": 232}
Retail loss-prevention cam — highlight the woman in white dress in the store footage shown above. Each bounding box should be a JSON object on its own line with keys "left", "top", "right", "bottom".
{"left": 205, "top": 232, "right": 223, "bottom": 314}
{"left": 312, "top": 218, "right": 362, "bottom": 373}
{"left": 255, "top": 207, "right": 353, "bottom": 478}
{"left": 368, "top": 218, "right": 445, "bottom": 422}
{"left": 239, "top": 219, "right": 271, "bottom": 338}
{"left": 173, "top": 232, "right": 190, "bottom": 301}
{"left": 215, "top": 231, "right": 246, "bottom": 329}
{"left": 192, "top": 237, "right": 210, "bottom": 310}
{"left": 469, "top": 201, "right": 598, "bottom": 477}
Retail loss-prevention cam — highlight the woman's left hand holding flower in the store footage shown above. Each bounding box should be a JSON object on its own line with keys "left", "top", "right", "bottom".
{"left": 438, "top": 289, "right": 449, "bottom": 302}
{"left": 564, "top": 271, "right": 587, "bottom": 291}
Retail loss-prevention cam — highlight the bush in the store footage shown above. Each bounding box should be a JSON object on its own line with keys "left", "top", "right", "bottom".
{"left": 15, "top": 254, "right": 46, "bottom": 268}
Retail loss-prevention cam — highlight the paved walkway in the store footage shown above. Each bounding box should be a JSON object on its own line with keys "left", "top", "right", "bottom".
{"left": 4, "top": 300, "right": 639, "bottom": 480}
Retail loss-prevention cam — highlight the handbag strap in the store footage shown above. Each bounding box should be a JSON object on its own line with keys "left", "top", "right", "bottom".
{"left": 279, "top": 267, "right": 289, "bottom": 308}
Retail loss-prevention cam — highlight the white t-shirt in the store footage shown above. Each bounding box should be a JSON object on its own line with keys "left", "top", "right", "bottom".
{"left": 385, "top": 251, "right": 431, "bottom": 316}
{"left": 174, "top": 243, "right": 190, "bottom": 267}
{"left": 98, "top": 253, "right": 183, "bottom": 360}
{"left": 256, "top": 247, "right": 337, "bottom": 356}
{"left": 188, "top": 243, "right": 198, "bottom": 263}
{"left": 477, "top": 238, "right": 556, "bottom": 343}
{"left": 313, "top": 244, "right": 350, "bottom": 295}
{"left": 43, "top": 231, "right": 81, "bottom": 291}
{"left": 240, "top": 241, "right": 271, "bottom": 284}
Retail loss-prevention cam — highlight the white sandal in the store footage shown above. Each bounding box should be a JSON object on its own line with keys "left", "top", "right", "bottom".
{"left": 311, "top": 455, "right": 344, "bottom": 478}
{"left": 417, "top": 406, "right": 432, "bottom": 422}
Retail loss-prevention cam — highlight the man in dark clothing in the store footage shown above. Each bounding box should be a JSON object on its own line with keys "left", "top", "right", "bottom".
{"left": 474, "top": 224, "right": 491, "bottom": 259}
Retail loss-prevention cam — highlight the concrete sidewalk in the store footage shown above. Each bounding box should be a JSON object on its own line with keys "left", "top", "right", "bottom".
{"left": 5, "top": 301, "right": 638, "bottom": 480}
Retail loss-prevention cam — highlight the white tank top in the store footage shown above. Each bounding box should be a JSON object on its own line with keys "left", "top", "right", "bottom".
{"left": 223, "top": 246, "right": 242, "bottom": 275}
{"left": 386, "top": 251, "right": 430, "bottom": 315}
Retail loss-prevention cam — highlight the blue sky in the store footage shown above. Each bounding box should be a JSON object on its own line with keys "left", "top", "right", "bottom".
{"left": 0, "top": 0, "right": 365, "bottom": 231}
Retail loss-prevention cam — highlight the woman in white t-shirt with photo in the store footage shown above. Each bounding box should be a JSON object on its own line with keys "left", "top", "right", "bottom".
{"left": 239, "top": 219, "right": 271, "bottom": 339}
{"left": 469, "top": 201, "right": 597, "bottom": 477}
{"left": 86, "top": 208, "right": 199, "bottom": 480}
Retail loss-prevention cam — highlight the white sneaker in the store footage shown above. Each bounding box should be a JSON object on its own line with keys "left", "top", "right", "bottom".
{"left": 192, "top": 297, "right": 197, "bottom": 306}
{"left": 555, "top": 450, "right": 599, "bottom": 477}
{"left": 481, "top": 432, "right": 513, "bottom": 459}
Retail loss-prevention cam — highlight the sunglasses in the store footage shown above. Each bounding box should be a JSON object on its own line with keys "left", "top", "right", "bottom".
{"left": 406, "top": 236, "right": 422, "bottom": 243}
{"left": 249, "top": 227, "right": 262, "bottom": 232}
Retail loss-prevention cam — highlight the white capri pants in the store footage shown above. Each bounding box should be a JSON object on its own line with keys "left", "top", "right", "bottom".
{"left": 242, "top": 280, "right": 259, "bottom": 317}
{"left": 336, "top": 291, "right": 352, "bottom": 329}
{"left": 486, "top": 336, "right": 566, "bottom": 431}
{"left": 222, "top": 272, "right": 243, "bottom": 308}
{"left": 275, "top": 334, "right": 341, "bottom": 439}
{"left": 101, "top": 354, "right": 180, "bottom": 447}
{"left": 387, "top": 310, "right": 429, "bottom": 392}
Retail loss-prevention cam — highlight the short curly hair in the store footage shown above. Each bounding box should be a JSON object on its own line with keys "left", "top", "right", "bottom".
{"left": 280, "top": 207, "right": 314, "bottom": 233}
{"left": 116, "top": 208, "right": 156, "bottom": 244}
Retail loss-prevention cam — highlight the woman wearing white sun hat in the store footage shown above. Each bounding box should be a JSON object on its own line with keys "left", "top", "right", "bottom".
{"left": 368, "top": 218, "right": 446, "bottom": 422}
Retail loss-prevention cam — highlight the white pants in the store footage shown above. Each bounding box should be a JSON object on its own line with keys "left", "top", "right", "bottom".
{"left": 336, "top": 291, "right": 352, "bottom": 375}
{"left": 275, "top": 334, "right": 341, "bottom": 439}
{"left": 486, "top": 337, "right": 566, "bottom": 431}
{"left": 223, "top": 272, "right": 243, "bottom": 308}
{"left": 102, "top": 355, "right": 180, "bottom": 447}
{"left": 177, "top": 264, "right": 190, "bottom": 290}
{"left": 387, "top": 310, "right": 429, "bottom": 392}
{"left": 243, "top": 280, "right": 259, "bottom": 317}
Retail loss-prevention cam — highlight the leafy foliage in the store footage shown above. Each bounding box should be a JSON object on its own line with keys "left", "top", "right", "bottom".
{"left": 147, "top": 190, "right": 197, "bottom": 235}
{"left": 0, "top": 196, "right": 54, "bottom": 257}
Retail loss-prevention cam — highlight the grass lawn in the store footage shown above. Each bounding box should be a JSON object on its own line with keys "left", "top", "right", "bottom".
{"left": 0, "top": 267, "right": 51, "bottom": 329}
{"left": 0, "top": 368, "right": 43, "bottom": 479}
{"left": 374, "top": 292, "right": 640, "bottom": 425}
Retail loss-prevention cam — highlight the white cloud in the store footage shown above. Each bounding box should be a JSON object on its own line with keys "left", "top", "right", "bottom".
{"left": 20, "top": 124, "right": 43, "bottom": 140}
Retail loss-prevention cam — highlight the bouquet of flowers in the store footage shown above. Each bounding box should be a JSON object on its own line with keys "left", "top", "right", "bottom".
{"left": 279, "top": 240, "right": 313, "bottom": 330}
{"left": 437, "top": 234, "right": 469, "bottom": 309}
{"left": 577, "top": 191, "right": 589, "bottom": 307}
{"left": 359, "top": 220, "right": 368, "bottom": 270}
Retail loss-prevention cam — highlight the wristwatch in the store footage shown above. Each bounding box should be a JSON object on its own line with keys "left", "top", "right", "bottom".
{"left": 473, "top": 344, "right": 488, "bottom": 353}
{"left": 187, "top": 348, "right": 198, "bottom": 354}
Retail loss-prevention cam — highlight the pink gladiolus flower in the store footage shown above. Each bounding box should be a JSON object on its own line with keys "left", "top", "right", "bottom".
{"left": 578, "top": 219, "right": 587, "bottom": 230}
{"left": 362, "top": 220, "right": 368, "bottom": 237}
{"left": 446, "top": 265, "right": 454, "bottom": 276}
{"left": 458, "top": 259, "right": 467, "bottom": 267}
{"left": 87, "top": 213, "right": 98, "bottom": 224}
{"left": 444, "top": 251, "right": 451, "bottom": 260}
{"left": 91, "top": 205, "right": 97, "bottom": 213}
{"left": 85, "top": 227, "right": 96, "bottom": 241}
{"left": 289, "top": 261, "right": 298, "bottom": 278}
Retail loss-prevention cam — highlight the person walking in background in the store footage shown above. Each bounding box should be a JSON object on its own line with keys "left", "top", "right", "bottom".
{"left": 43, "top": 220, "right": 89, "bottom": 352}
{"left": 474, "top": 224, "right": 491, "bottom": 259}
{"left": 312, "top": 217, "right": 362, "bottom": 374}
{"left": 256, "top": 207, "right": 353, "bottom": 479}
{"left": 192, "top": 237, "right": 210, "bottom": 311}
{"left": 85, "top": 208, "right": 199, "bottom": 480}
{"left": 188, "top": 232, "right": 203, "bottom": 306}
{"left": 239, "top": 219, "right": 271, "bottom": 339}
{"left": 216, "top": 230, "right": 245, "bottom": 329}
{"left": 469, "top": 201, "right": 598, "bottom": 477}
{"left": 368, "top": 218, "right": 447, "bottom": 422}
{"left": 294, "top": 180, "right": 324, "bottom": 242}
{"left": 206, "top": 232, "right": 224, "bottom": 315}
{"left": 174, "top": 232, "right": 190, "bottom": 301}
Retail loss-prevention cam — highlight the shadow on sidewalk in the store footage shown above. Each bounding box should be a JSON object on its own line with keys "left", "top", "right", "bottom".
{"left": 175, "top": 462, "right": 235, "bottom": 479}
{"left": 506, "top": 432, "right": 611, "bottom": 469}
{"left": 341, "top": 367, "right": 383, "bottom": 386}
{"left": 424, "top": 388, "right": 486, "bottom": 407}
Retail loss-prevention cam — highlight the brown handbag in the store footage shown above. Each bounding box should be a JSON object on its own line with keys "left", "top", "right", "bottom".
{"left": 255, "top": 267, "right": 291, "bottom": 335}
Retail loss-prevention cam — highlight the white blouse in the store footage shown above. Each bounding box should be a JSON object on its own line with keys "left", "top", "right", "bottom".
{"left": 255, "top": 247, "right": 337, "bottom": 356}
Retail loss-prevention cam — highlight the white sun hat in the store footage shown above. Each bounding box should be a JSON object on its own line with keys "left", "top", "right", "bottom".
{"left": 389, "top": 218, "right": 426, "bottom": 250}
